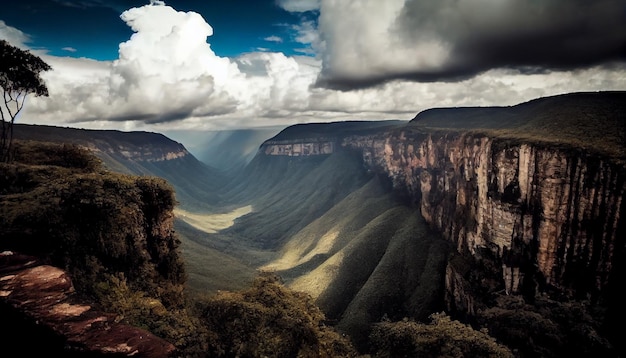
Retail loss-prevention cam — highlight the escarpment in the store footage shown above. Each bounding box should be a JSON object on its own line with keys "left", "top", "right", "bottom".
{"left": 262, "top": 127, "right": 625, "bottom": 308}
{"left": 13, "top": 123, "right": 190, "bottom": 164}
{"left": 259, "top": 92, "right": 626, "bottom": 353}
{"left": 12, "top": 123, "right": 226, "bottom": 210}
{"left": 341, "top": 95, "right": 626, "bottom": 344}
{"left": 344, "top": 131, "right": 625, "bottom": 300}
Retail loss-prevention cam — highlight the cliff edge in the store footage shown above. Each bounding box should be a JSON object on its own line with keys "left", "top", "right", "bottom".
{"left": 0, "top": 141, "right": 186, "bottom": 356}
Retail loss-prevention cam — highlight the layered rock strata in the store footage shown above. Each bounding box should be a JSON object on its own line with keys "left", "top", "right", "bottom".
{"left": 342, "top": 130, "right": 625, "bottom": 305}
{"left": 264, "top": 140, "right": 334, "bottom": 156}
{"left": 260, "top": 128, "right": 625, "bottom": 313}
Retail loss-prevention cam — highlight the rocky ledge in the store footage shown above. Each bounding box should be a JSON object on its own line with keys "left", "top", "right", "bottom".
{"left": 0, "top": 251, "right": 175, "bottom": 357}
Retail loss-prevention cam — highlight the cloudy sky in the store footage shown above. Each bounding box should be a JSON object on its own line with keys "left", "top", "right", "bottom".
{"left": 1, "top": 0, "right": 625, "bottom": 134}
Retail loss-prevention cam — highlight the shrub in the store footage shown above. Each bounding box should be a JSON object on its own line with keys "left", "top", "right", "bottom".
{"left": 199, "top": 271, "right": 358, "bottom": 357}
{"left": 369, "top": 313, "right": 514, "bottom": 358}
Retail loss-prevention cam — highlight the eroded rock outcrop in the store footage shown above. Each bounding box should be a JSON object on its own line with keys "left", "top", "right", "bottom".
{"left": 0, "top": 252, "right": 175, "bottom": 357}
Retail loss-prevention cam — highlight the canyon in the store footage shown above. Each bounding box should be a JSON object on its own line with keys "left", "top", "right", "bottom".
{"left": 258, "top": 92, "right": 625, "bottom": 308}
{"left": 256, "top": 91, "right": 625, "bottom": 354}
{"left": 2, "top": 91, "right": 624, "bottom": 356}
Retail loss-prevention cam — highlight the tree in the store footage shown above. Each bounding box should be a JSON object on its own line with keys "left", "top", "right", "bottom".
{"left": 0, "top": 39, "right": 51, "bottom": 162}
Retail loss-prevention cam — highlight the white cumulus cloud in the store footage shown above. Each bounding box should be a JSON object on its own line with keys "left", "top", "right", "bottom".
{"left": 18, "top": 3, "right": 321, "bottom": 130}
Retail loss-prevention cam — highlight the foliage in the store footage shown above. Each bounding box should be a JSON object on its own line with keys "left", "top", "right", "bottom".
{"left": 477, "top": 295, "right": 614, "bottom": 358}
{"left": 199, "top": 271, "right": 358, "bottom": 357}
{"left": 0, "top": 40, "right": 50, "bottom": 97}
{"left": 94, "top": 272, "right": 210, "bottom": 357}
{"left": 0, "top": 140, "right": 208, "bottom": 353}
{"left": 0, "top": 141, "right": 184, "bottom": 297}
{"left": 10, "top": 140, "right": 102, "bottom": 171}
{"left": 369, "top": 313, "right": 514, "bottom": 358}
{"left": 0, "top": 40, "right": 51, "bottom": 162}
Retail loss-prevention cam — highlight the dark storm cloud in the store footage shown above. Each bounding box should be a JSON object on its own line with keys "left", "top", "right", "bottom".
{"left": 317, "top": 0, "right": 626, "bottom": 90}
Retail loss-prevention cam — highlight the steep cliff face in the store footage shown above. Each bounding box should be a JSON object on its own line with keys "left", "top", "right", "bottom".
{"left": 263, "top": 140, "right": 335, "bottom": 156}
{"left": 13, "top": 123, "right": 190, "bottom": 163}
{"left": 344, "top": 130, "right": 625, "bottom": 299}
{"left": 258, "top": 121, "right": 625, "bottom": 305}
{"left": 256, "top": 94, "right": 625, "bottom": 346}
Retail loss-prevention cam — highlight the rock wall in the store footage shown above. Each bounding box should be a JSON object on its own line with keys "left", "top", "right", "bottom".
{"left": 84, "top": 142, "right": 189, "bottom": 162}
{"left": 263, "top": 140, "right": 334, "bottom": 156}
{"left": 13, "top": 124, "right": 190, "bottom": 163}
{"left": 340, "top": 129, "right": 625, "bottom": 305}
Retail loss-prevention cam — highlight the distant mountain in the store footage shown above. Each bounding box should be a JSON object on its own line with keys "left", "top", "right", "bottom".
{"left": 13, "top": 124, "right": 225, "bottom": 210}
{"left": 268, "top": 120, "right": 406, "bottom": 142}
{"left": 163, "top": 127, "right": 284, "bottom": 172}
{"left": 410, "top": 91, "right": 626, "bottom": 159}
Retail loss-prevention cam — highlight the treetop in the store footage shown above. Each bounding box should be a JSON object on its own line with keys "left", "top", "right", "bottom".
{"left": 0, "top": 39, "right": 52, "bottom": 97}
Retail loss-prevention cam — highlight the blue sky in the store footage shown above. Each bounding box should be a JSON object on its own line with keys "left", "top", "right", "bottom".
{"left": 0, "top": 0, "right": 624, "bottom": 133}
{"left": 1, "top": 0, "right": 314, "bottom": 60}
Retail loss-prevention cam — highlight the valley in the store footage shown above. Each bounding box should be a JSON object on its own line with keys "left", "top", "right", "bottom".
{"left": 175, "top": 205, "right": 253, "bottom": 234}
{"left": 4, "top": 91, "right": 625, "bottom": 357}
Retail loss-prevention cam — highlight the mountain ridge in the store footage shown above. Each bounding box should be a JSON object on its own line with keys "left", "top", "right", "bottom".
{"left": 13, "top": 123, "right": 226, "bottom": 211}
{"left": 409, "top": 91, "right": 626, "bottom": 159}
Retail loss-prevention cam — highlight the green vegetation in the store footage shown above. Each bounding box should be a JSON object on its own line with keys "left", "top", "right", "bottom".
{"left": 198, "top": 271, "right": 357, "bottom": 357}
{"left": 369, "top": 313, "right": 514, "bottom": 357}
{"left": 0, "top": 141, "right": 185, "bottom": 299}
{"left": 0, "top": 140, "right": 195, "bottom": 352}
{"left": 0, "top": 140, "right": 360, "bottom": 357}
{"left": 476, "top": 295, "right": 614, "bottom": 358}
{"left": 444, "top": 251, "right": 617, "bottom": 357}
{"left": 175, "top": 218, "right": 257, "bottom": 294}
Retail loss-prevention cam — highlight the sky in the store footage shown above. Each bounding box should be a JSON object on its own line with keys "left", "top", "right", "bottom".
{"left": 1, "top": 0, "right": 625, "bottom": 135}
